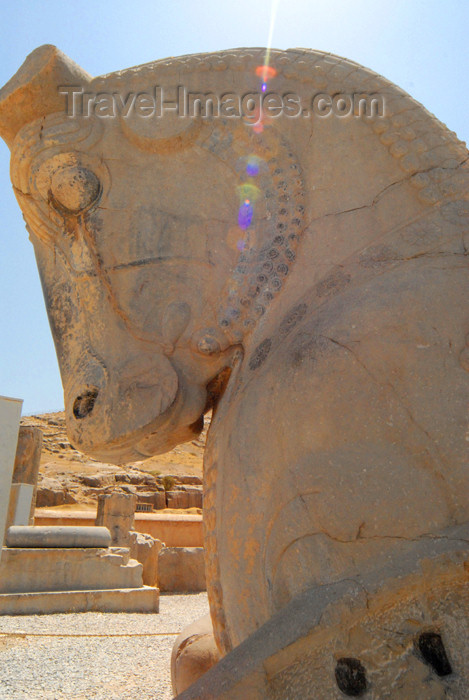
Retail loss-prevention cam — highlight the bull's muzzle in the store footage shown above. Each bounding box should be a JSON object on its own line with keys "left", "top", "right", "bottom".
{"left": 65, "top": 351, "right": 180, "bottom": 462}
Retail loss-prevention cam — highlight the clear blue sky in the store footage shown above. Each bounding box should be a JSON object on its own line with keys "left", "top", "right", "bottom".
{"left": 0, "top": 0, "right": 467, "bottom": 415}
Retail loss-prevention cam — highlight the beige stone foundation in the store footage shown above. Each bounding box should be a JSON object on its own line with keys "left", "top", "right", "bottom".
{"left": 0, "top": 401, "right": 159, "bottom": 615}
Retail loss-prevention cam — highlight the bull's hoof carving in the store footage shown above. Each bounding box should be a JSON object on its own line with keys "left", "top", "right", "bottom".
{"left": 0, "top": 44, "right": 467, "bottom": 698}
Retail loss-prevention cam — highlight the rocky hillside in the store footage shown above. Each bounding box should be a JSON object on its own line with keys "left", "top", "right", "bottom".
{"left": 21, "top": 411, "right": 206, "bottom": 511}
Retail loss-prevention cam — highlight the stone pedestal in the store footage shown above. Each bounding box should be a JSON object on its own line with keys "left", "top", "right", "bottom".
{"left": 0, "top": 530, "right": 160, "bottom": 615}
{"left": 0, "top": 545, "right": 143, "bottom": 593}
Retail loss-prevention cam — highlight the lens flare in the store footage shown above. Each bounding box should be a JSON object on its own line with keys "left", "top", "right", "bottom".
{"left": 238, "top": 200, "right": 253, "bottom": 230}
{"left": 236, "top": 155, "right": 266, "bottom": 177}
{"left": 229, "top": 0, "right": 280, "bottom": 280}
{"left": 246, "top": 157, "right": 260, "bottom": 177}
{"left": 256, "top": 65, "right": 277, "bottom": 82}
{"left": 238, "top": 182, "right": 261, "bottom": 202}
{"left": 259, "top": 0, "right": 280, "bottom": 89}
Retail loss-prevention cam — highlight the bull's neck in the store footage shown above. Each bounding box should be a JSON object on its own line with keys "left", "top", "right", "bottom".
{"left": 205, "top": 122, "right": 305, "bottom": 346}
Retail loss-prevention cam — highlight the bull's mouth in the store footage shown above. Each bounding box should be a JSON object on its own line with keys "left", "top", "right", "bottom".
{"left": 189, "top": 413, "right": 205, "bottom": 435}
{"left": 68, "top": 381, "right": 201, "bottom": 464}
{"left": 66, "top": 352, "right": 237, "bottom": 465}
{"left": 130, "top": 366, "right": 232, "bottom": 462}
{"left": 133, "top": 408, "right": 205, "bottom": 460}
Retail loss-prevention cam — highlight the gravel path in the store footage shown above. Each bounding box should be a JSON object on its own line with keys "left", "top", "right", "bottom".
{"left": 0, "top": 592, "right": 209, "bottom": 700}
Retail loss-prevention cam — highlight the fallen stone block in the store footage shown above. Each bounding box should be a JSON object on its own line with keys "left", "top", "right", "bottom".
{"left": 158, "top": 546, "right": 206, "bottom": 592}
{"left": 129, "top": 530, "right": 163, "bottom": 586}
{"left": 36, "top": 477, "right": 77, "bottom": 508}
{"left": 79, "top": 473, "right": 115, "bottom": 488}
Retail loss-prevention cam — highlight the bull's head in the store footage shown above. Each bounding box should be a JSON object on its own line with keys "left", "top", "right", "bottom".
{"left": 1, "top": 45, "right": 281, "bottom": 462}
{"left": 1, "top": 45, "right": 309, "bottom": 463}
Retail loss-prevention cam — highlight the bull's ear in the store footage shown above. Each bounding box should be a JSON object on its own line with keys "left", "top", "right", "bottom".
{"left": 0, "top": 44, "right": 92, "bottom": 149}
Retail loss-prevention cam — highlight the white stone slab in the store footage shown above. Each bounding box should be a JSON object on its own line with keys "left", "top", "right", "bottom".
{"left": 0, "top": 396, "right": 22, "bottom": 551}
{"left": 11, "top": 483, "right": 34, "bottom": 525}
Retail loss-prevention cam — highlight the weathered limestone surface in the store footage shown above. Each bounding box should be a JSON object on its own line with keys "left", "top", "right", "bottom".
{"left": 0, "top": 397, "right": 22, "bottom": 547}
{"left": 0, "top": 545, "right": 142, "bottom": 593}
{"left": 6, "top": 483, "right": 34, "bottom": 527}
{"left": 6, "top": 524, "right": 111, "bottom": 548}
{"left": 158, "top": 547, "right": 206, "bottom": 592}
{"left": 95, "top": 493, "right": 165, "bottom": 584}
{"left": 0, "top": 586, "right": 159, "bottom": 615}
{"left": 1, "top": 45, "right": 468, "bottom": 696}
{"left": 166, "top": 488, "right": 202, "bottom": 510}
{"left": 96, "top": 492, "right": 137, "bottom": 546}
{"left": 7, "top": 426, "right": 43, "bottom": 526}
{"left": 129, "top": 530, "right": 163, "bottom": 586}
{"left": 178, "top": 547, "right": 468, "bottom": 699}
{"left": 12, "top": 426, "right": 42, "bottom": 485}
{"left": 35, "top": 510, "right": 204, "bottom": 547}
{"left": 35, "top": 476, "right": 77, "bottom": 508}
{"left": 172, "top": 614, "right": 220, "bottom": 695}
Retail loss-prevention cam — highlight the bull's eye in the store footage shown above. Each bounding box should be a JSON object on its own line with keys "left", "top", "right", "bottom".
{"left": 49, "top": 166, "right": 101, "bottom": 215}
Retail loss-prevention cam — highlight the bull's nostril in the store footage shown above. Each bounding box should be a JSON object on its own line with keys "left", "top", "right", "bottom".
{"left": 335, "top": 658, "right": 368, "bottom": 696}
{"left": 417, "top": 631, "right": 453, "bottom": 676}
{"left": 73, "top": 389, "right": 99, "bottom": 419}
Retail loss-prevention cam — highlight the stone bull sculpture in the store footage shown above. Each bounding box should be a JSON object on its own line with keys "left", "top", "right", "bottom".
{"left": 1, "top": 45, "right": 468, "bottom": 697}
